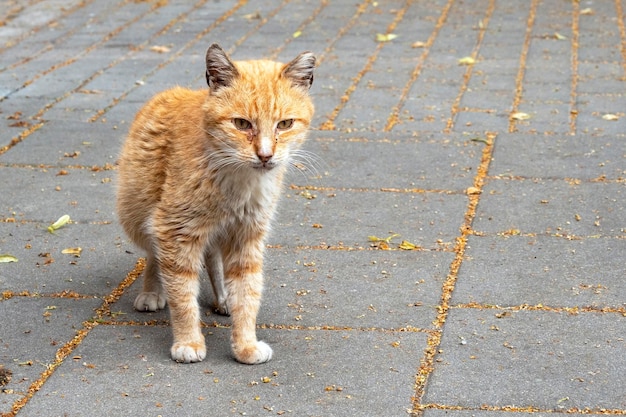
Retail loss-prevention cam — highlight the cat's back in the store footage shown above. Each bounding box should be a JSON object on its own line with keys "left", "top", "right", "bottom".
{"left": 117, "top": 87, "right": 208, "bottom": 244}
{"left": 118, "top": 86, "right": 207, "bottom": 182}
{"left": 124, "top": 86, "right": 207, "bottom": 151}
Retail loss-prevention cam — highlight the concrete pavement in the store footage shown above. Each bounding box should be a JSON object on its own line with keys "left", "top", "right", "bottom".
{"left": 0, "top": 0, "right": 625, "bottom": 416}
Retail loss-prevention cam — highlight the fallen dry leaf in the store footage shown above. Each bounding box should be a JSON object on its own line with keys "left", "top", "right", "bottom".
{"left": 398, "top": 240, "right": 420, "bottom": 250}
{"left": 292, "top": 30, "right": 302, "bottom": 38}
{"left": 580, "top": 8, "right": 594, "bottom": 15}
{"left": 411, "top": 41, "right": 426, "bottom": 48}
{"left": 554, "top": 32, "right": 567, "bottom": 40}
{"left": 8, "top": 120, "right": 30, "bottom": 128}
{"left": 466, "top": 187, "right": 481, "bottom": 195}
{"left": 368, "top": 233, "right": 400, "bottom": 244}
{"left": 6, "top": 111, "right": 22, "bottom": 120}
{"left": 376, "top": 33, "right": 397, "bottom": 42}
{"left": 0, "top": 366, "right": 12, "bottom": 386}
{"left": 602, "top": 113, "right": 619, "bottom": 121}
{"left": 149, "top": 45, "right": 171, "bottom": 53}
{"left": 242, "top": 11, "right": 261, "bottom": 20}
{"left": 61, "top": 247, "right": 82, "bottom": 257}
{"left": 78, "top": 89, "right": 103, "bottom": 94}
{"left": 510, "top": 112, "right": 530, "bottom": 120}
{"left": 458, "top": 56, "right": 475, "bottom": 65}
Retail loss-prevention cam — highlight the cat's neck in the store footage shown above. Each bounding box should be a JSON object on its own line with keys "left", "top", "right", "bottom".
{"left": 210, "top": 162, "right": 286, "bottom": 219}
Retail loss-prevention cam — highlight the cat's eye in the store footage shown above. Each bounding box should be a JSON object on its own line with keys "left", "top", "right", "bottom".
{"left": 233, "top": 118, "right": 252, "bottom": 130}
{"left": 277, "top": 119, "right": 294, "bottom": 130}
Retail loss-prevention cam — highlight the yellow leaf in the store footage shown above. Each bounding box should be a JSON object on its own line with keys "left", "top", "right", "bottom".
{"left": 242, "top": 11, "right": 261, "bottom": 20}
{"left": 554, "top": 32, "right": 567, "bottom": 40}
{"left": 399, "top": 240, "right": 420, "bottom": 250}
{"left": 458, "top": 56, "right": 475, "bottom": 65}
{"left": 0, "top": 254, "right": 18, "bottom": 263}
{"left": 292, "top": 30, "right": 302, "bottom": 38}
{"left": 61, "top": 247, "right": 82, "bottom": 256}
{"left": 376, "top": 33, "right": 397, "bottom": 42}
{"left": 47, "top": 215, "right": 70, "bottom": 233}
{"left": 580, "top": 8, "right": 594, "bottom": 15}
{"left": 368, "top": 233, "right": 400, "bottom": 243}
{"left": 150, "top": 45, "right": 171, "bottom": 53}
{"left": 510, "top": 112, "right": 530, "bottom": 120}
{"left": 602, "top": 114, "right": 619, "bottom": 121}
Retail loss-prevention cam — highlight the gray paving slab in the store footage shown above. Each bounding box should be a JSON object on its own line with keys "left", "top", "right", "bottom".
{"left": 298, "top": 132, "right": 482, "bottom": 191}
{"left": 0, "top": 296, "right": 101, "bottom": 415}
{"left": 0, "top": 222, "right": 135, "bottom": 296}
{"left": 0, "top": 166, "right": 116, "bottom": 223}
{"left": 454, "top": 234, "right": 626, "bottom": 309}
{"left": 490, "top": 133, "right": 626, "bottom": 180}
{"left": 473, "top": 179, "right": 625, "bottom": 237}
{"left": 0, "top": 120, "right": 121, "bottom": 167}
{"left": 423, "top": 308, "right": 626, "bottom": 410}
{"left": 18, "top": 324, "right": 426, "bottom": 417}
{"left": 274, "top": 187, "right": 467, "bottom": 249}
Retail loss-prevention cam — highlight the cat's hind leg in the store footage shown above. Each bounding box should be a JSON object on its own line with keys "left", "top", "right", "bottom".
{"left": 134, "top": 252, "right": 167, "bottom": 311}
{"left": 205, "top": 250, "right": 229, "bottom": 316}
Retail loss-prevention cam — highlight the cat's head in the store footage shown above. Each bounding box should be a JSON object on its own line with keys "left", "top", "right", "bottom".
{"left": 202, "top": 44, "right": 315, "bottom": 172}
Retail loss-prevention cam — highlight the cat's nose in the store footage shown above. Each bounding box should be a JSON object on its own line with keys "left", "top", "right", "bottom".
{"left": 256, "top": 137, "right": 274, "bottom": 163}
{"left": 257, "top": 149, "right": 273, "bottom": 163}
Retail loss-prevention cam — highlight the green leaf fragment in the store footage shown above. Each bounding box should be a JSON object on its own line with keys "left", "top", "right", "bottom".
{"left": 47, "top": 214, "right": 70, "bottom": 233}
{"left": 0, "top": 254, "right": 18, "bottom": 263}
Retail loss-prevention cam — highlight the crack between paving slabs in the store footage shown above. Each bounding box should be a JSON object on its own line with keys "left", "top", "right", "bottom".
{"left": 0, "top": 0, "right": 97, "bottom": 57}
{"left": 0, "top": 0, "right": 172, "bottom": 155}
{"left": 410, "top": 131, "right": 496, "bottom": 415}
{"left": 89, "top": 0, "right": 264, "bottom": 124}
{"left": 385, "top": 0, "right": 455, "bottom": 132}
{"left": 444, "top": 0, "right": 496, "bottom": 134}
{"left": 319, "top": 0, "right": 412, "bottom": 131}
{"left": 509, "top": 0, "right": 538, "bottom": 133}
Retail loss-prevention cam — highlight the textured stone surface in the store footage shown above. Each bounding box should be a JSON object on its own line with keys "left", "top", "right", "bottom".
{"left": 0, "top": 1, "right": 624, "bottom": 415}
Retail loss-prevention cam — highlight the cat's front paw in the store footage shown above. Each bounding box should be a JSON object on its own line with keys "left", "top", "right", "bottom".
{"left": 171, "top": 341, "right": 206, "bottom": 363}
{"left": 134, "top": 291, "right": 167, "bottom": 312}
{"left": 233, "top": 341, "right": 273, "bottom": 365}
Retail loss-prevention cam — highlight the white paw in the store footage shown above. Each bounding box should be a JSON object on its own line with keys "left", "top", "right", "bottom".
{"left": 134, "top": 292, "right": 167, "bottom": 312}
{"left": 171, "top": 341, "right": 206, "bottom": 363}
{"left": 234, "top": 341, "right": 273, "bottom": 365}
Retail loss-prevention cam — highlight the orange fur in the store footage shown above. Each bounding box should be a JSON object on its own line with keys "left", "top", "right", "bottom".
{"left": 117, "top": 44, "right": 315, "bottom": 364}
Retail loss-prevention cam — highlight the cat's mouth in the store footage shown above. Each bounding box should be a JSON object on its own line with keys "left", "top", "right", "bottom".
{"left": 252, "top": 161, "right": 276, "bottom": 171}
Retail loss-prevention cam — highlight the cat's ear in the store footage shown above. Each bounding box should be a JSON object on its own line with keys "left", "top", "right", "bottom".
{"left": 206, "top": 44, "right": 239, "bottom": 91}
{"left": 282, "top": 51, "right": 316, "bottom": 90}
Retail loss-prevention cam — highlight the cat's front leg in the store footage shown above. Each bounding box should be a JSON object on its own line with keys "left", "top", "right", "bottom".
{"left": 225, "top": 259, "right": 273, "bottom": 364}
{"left": 157, "top": 237, "right": 206, "bottom": 363}
{"left": 134, "top": 253, "right": 167, "bottom": 311}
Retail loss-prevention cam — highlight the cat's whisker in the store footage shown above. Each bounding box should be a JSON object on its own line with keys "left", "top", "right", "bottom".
{"left": 288, "top": 149, "right": 325, "bottom": 181}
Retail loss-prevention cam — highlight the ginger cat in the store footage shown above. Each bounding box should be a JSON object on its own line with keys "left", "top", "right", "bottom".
{"left": 116, "top": 44, "right": 315, "bottom": 364}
